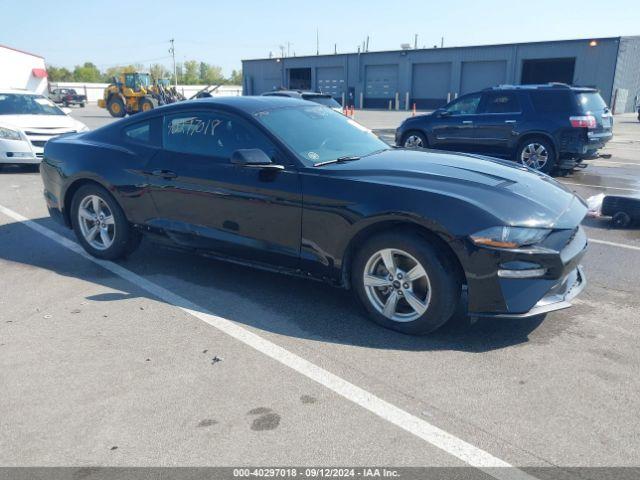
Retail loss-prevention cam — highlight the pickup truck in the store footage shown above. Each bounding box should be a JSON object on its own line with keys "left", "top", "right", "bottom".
{"left": 49, "top": 88, "right": 86, "bottom": 107}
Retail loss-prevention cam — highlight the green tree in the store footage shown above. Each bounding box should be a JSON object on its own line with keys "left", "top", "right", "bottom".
{"left": 183, "top": 60, "right": 200, "bottom": 84}
{"left": 72, "top": 62, "right": 102, "bottom": 82}
{"left": 199, "top": 62, "right": 225, "bottom": 85}
{"left": 150, "top": 63, "right": 170, "bottom": 82}
{"left": 229, "top": 69, "right": 242, "bottom": 85}
{"left": 47, "top": 65, "right": 73, "bottom": 82}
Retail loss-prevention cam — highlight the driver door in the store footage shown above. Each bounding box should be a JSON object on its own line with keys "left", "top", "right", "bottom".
{"left": 146, "top": 109, "right": 303, "bottom": 268}
{"left": 430, "top": 93, "right": 482, "bottom": 152}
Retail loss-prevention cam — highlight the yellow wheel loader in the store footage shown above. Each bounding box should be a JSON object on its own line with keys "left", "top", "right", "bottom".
{"left": 98, "top": 72, "right": 159, "bottom": 117}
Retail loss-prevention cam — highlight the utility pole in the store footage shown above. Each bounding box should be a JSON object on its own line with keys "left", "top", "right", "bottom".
{"left": 441, "top": 37, "right": 444, "bottom": 48}
{"left": 169, "top": 38, "right": 177, "bottom": 87}
{"left": 316, "top": 28, "right": 319, "bottom": 55}
{"left": 414, "top": 34, "right": 418, "bottom": 49}
{"left": 366, "top": 36, "right": 369, "bottom": 52}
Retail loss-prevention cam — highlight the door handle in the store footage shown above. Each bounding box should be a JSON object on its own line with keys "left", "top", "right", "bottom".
{"left": 462, "top": 120, "right": 473, "bottom": 124}
{"left": 505, "top": 120, "right": 517, "bottom": 124}
{"left": 151, "top": 169, "right": 177, "bottom": 179}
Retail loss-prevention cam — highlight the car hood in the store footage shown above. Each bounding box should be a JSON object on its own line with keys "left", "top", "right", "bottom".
{"left": 0, "top": 114, "right": 87, "bottom": 132}
{"left": 322, "top": 149, "right": 587, "bottom": 229}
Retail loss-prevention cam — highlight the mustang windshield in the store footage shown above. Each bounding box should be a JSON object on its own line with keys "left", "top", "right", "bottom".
{"left": 0, "top": 94, "right": 64, "bottom": 116}
{"left": 255, "top": 105, "right": 388, "bottom": 166}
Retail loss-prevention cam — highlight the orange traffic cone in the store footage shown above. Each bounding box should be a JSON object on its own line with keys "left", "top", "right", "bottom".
{"left": 412, "top": 103, "right": 417, "bottom": 116}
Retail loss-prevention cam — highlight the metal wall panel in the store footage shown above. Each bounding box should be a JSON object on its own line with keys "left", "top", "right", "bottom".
{"left": 612, "top": 36, "right": 640, "bottom": 112}
{"left": 316, "top": 66, "right": 345, "bottom": 100}
{"left": 411, "top": 62, "right": 452, "bottom": 109}
{"left": 460, "top": 60, "right": 507, "bottom": 94}
{"left": 364, "top": 64, "right": 399, "bottom": 108}
{"left": 243, "top": 37, "right": 627, "bottom": 110}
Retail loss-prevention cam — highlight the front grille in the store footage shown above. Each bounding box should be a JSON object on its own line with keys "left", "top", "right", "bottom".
{"left": 30, "top": 140, "right": 47, "bottom": 148}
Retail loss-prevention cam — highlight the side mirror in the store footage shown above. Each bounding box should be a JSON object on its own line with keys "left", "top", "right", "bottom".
{"left": 230, "top": 149, "right": 284, "bottom": 170}
{"left": 435, "top": 108, "right": 450, "bottom": 117}
{"left": 61, "top": 107, "right": 72, "bottom": 115}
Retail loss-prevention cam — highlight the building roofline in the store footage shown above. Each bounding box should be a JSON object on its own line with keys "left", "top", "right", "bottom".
{"left": 242, "top": 35, "right": 627, "bottom": 63}
{"left": 0, "top": 44, "right": 45, "bottom": 59}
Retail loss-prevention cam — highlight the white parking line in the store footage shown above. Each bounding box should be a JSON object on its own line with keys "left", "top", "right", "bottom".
{"left": 0, "top": 203, "right": 537, "bottom": 480}
{"left": 590, "top": 238, "right": 640, "bottom": 252}
{"left": 558, "top": 181, "right": 639, "bottom": 193}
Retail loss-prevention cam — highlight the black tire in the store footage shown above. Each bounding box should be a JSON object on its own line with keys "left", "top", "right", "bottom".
{"left": 352, "top": 231, "right": 461, "bottom": 335}
{"left": 138, "top": 96, "right": 157, "bottom": 113}
{"left": 80, "top": 102, "right": 86, "bottom": 108}
{"left": 515, "top": 137, "right": 556, "bottom": 174}
{"left": 107, "top": 96, "right": 126, "bottom": 118}
{"left": 70, "top": 184, "right": 141, "bottom": 260}
{"left": 612, "top": 212, "right": 632, "bottom": 228}
{"left": 63, "top": 100, "right": 69, "bottom": 108}
{"left": 401, "top": 131, "right": 428, "bottom": 149}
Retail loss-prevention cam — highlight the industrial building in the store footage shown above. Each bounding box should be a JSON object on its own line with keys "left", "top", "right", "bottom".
{"left": 242, "top": 36, "right": 640, "bottom": 113}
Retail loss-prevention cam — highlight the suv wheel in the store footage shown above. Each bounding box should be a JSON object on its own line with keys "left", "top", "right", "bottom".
{"left": 71, "top": 184, "right": 141, "bottom": 260}
{"left": 516, "top": 138, "right": 556, "bottom": 173}
{"left": 352, "top": 232, "right": 460, "bottom": 335}
{"left": 402, "top": 131, "right": 428, "bottom": 149}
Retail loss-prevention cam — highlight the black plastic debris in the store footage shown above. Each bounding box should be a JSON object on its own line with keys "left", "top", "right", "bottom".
{"left": 601, "top": 195, "right": 640, "bottom": 228}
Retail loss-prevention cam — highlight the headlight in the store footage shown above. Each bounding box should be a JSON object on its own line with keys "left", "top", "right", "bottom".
{"left": 470, "top": 226, "right": 551, "bottom": 249}
{"left": 0, "top": 126, "right": 22, "bottom": 141}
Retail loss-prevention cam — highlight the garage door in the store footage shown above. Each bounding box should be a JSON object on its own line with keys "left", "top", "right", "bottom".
{"left": 460, "top": 60, "right": 507, "bottom": 94}
{"left": 411, "top": 62, "right": 452, "bottom": 109}
{"left": 317, "top": 67, "right": 345, "bottom": 101}
{"left": 364, "top": 64, "right": 399, "bottom": 108}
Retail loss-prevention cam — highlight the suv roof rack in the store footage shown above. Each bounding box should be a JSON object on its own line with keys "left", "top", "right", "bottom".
{"left": 486, "top": 83, "right": 574, "bottom": 91}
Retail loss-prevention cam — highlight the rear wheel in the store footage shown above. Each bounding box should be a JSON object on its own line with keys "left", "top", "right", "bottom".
{"left": 612, "top": 212, "right": 632, "bottom": 228}
{"left": 71, "top": 184, "right": 141, "bottom": 259}
{"left": 107, "top": 96, "right": 126, "bottom": 118}
{"left": 516, "top": 137, "right": 556, "bottom": 173}
{"left": 352, "top": 232, "right": 460, "bottom": 335}
{"left": 402, "top": 131, "right": 428, "bottom": 149}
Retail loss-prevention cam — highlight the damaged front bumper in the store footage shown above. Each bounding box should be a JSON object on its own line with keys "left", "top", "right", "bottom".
{"left": 473, "top": 265, "right": 586, "bottom": 319}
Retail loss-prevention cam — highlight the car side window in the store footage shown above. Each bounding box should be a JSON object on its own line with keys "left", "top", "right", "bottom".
{"left": 446, "top": 94, "right": 481, "bottom": 115}
{"left": 123, "top": 118, "right": 161, "bottom": 147}
{"left": 163, "top": 111, "right": 276, "bottom": 162}
{"left": 482, "top": 92, "right": 521, "bottom": 114}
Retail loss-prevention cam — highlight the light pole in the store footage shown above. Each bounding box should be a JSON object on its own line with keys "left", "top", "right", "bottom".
{"left": 169, "top": 39, "right": 177, "bottom": 87}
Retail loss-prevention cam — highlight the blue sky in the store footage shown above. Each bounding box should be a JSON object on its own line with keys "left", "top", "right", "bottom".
{"left": 2, "top": 0, "right": 639, "bottom": 75}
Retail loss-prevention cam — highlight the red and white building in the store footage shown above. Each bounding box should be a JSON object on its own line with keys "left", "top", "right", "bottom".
{"left": 0, "top": 44, "right": 48, "bottom": 94}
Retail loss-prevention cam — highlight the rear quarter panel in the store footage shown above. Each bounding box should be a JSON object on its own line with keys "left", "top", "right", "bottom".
{"left": 43, "top": 133, "right": 158, "bottom": 226}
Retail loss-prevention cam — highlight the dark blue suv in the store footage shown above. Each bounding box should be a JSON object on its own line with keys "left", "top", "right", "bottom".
{"left": 395, "top": 83, "right": 613, "bottom": 173}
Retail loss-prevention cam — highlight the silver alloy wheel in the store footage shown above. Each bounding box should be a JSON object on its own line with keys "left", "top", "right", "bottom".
{"left": 77, "top": 195, "right": 116, "bottom": 251}
{"left": 404, "top": 134, "right": 424, "bottom": 148}
{"left": 363, "top": 248, "right": 432, "bottom": 322}
{"left": 520, "top": 142, "right": 549, "bottom": 170}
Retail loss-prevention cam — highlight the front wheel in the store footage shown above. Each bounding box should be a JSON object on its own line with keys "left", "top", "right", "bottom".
{"left": 107, "top": 97, "right": 126, "bottom": 118}
{"left": 402, "top": 131, "right": 428, "bottom": 149}
{"left": 516, "top": 138, "right": 556, "bottom": 173}
{"left": 352, "top": 232, "right": 461, "bottom": 335}
{"left": 71, "top": 184, "right": 141, "bottom": 260}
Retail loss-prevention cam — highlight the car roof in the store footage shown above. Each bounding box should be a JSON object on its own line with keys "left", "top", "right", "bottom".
{"left": 484, "top": 83, "right": 598, "bottom": 93}
{"left": 262, "top": 90, "right": 330, "bottom": 98}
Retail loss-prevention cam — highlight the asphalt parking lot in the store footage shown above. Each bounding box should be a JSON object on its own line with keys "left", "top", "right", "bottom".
{"left": 1, "top": 105, "right": 639, "bottom": 475}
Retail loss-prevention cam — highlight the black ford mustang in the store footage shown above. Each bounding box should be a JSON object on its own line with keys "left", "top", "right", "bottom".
{"left": 41, "top": 97, "right": 587, "bottom": 334}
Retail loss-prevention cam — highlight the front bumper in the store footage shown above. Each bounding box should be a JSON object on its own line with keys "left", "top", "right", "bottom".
{"left": 474, "top": 265, "right": 586, "bottom": 319}
{"left": 465, "top": 226, "right": 588, "bottom": 319}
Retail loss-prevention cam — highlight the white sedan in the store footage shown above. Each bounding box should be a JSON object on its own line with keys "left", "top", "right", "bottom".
{"left": 0, "top": 89, "right": 88, "bottom": 165}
